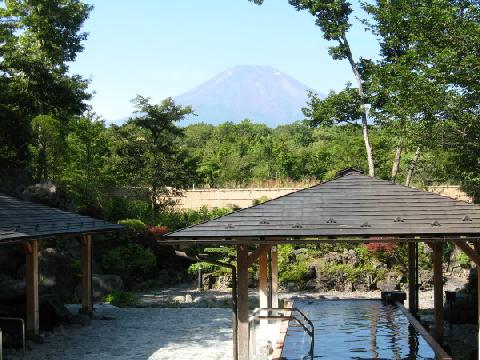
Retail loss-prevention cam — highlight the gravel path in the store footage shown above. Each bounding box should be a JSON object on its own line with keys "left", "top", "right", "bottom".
{"left": 26, "top": 307, "right": 233, "bottom": 360}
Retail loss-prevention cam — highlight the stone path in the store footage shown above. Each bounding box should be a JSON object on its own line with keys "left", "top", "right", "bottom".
{"left": 26, "top": 306, "right": 233, "bottom": 360}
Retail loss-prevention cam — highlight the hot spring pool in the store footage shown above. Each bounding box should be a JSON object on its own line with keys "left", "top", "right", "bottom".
{"left": 281, "top": 299, "right": 437, "bottom": 359}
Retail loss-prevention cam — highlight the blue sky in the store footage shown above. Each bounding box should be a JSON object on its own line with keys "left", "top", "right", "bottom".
{"left": 69, "top": 0, "right": 379, "bottom": 121}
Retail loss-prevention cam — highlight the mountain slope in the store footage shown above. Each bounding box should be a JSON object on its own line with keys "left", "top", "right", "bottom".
{"left": 175, "top": 65, "right": 320, "bottom": 127}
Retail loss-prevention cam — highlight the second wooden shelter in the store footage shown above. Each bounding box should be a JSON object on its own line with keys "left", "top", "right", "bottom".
{"left": 165, "top": 169, "right": 480, "bottom": 360}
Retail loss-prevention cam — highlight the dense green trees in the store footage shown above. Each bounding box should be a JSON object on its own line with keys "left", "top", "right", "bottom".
{"left": 0, "top": 0, "right": 92, "bottom": 190}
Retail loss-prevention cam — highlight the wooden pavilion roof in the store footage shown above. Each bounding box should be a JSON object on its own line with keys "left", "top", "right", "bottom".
{"left": 164, "top": 169, "right": 480, "bottom": 244}
{"left": 0, "top": 194, "right": 122, "bottom": 244}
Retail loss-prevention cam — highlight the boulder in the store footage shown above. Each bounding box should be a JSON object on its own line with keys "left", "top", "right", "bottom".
{"left": 377, "top": 271, "right": 402, "bottom": 292}
{"left": 21, "top": 182, "right": 74, "bottom": 211}
{"left": 342, "top": 249, "right": 360, "bottom": 266}
{"left": 76, "top": 274, "right": 124, "bottom": 301}
{"left": 201, "top": 273, "right": 217, "bottom": 290}
{"left": 172, "top": 295, "right": 185, "bottom": 304}
{"left": 39, "top": 295, "right": 73, "bottom": 331}
{"left": 418, "top": 269, "right": 434, "bottom": 290}
{"left": 214, "top": 274, "right": 233, "bottom": 290}
{"left": 0, "top": 274, "right": 25, "bottom": 302}
{"left": 0, "top": 247, "right": 24, "bottom": 277}
{"left": 17, "top": 248, "right": 77, "bottom": 302}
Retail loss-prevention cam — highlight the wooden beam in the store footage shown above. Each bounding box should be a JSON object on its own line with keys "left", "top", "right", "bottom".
{"left": 432, "top": 242, "right": 444, "bottom": 342}
{"left": 25, "top": 239, "right": 39, "bottom": 337}
{"left": 454, "top": 241, "right": 480, "bottom": 267}
{"left": 81, "top": 235, "right": 93, "bottom": 314}
{"left": 271, "top": 246, "right": 279, "bottom": 308}
{"left": 236, "top": 245, "right": 249, "bottom": 360}
{"left": 247, "top": 244, "right": 272, "bottom": 267}
{"left": 408, "top": 242, "right": 417, "bottom": 316}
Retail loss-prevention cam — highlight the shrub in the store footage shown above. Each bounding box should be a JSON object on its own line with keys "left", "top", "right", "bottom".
{"left": 187, "top": 261, "right": 219, "bottom": 277}
{"left": 101, "top": 243, "right": 156, "bottom": 288}
{"left": 104, "top": 291, "right": 138, "bottom": 307}
{"left": 118, "top": 218, "right": 147, "bottom": 234}
{"left": 456, "top": 252, "right": 471, "bottom": 268}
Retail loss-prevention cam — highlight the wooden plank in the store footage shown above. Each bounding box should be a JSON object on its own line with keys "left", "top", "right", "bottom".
{"left": 432, "top": 242, "right": 444, "bottom": 342}
{"left": 25, "top": 239, "right": 39, "bottom": 337}
{"left": 271, "top": 246, "right": 279, "bottom": 308}
{"left": 247, "top": 244, "right": 272, "bottom": 267}
{"left": 81, "top": 235, "right": 93, "bottom": 314}
{"left": 236, "top": 245, "right": 249, "bottom": 360}
{"left": 454, "top": 241, "right": 480, "bottom": 267}
{"left": 408, "top": 242, "right": 417, "bottom": 315}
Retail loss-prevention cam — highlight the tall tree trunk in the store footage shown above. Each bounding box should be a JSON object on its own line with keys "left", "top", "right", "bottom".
{"left": 390, "top": 145, "right": 403, "bottom": 183}
{"left": 342, "top": 36, "right": 375, "bottom": 177}
{"left": 405, "top": 146, "right": 421, "bottom": 187}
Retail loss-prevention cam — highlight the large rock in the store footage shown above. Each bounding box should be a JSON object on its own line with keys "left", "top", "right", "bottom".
{"left": 201, "top": 273, "right": 217, "bottom": 290}
{"left": 377, "top": 271, "right": 402, "bottom": 292}
{"left": 76, "top": 274, "right": 124, "bottom": 301}
{"left": 18, "top": 248, "right": 76, "bottom": 302}
{"left": 39, "top": 295, "right": 73, "bottom": 331}
{"left": 21, "top": 182, "right": 74, "bottom": 211}
{"left": 0, "top": 274, "right": 25, "bottom": 302}
{"left": 418, "top": 269, "right": 434, "bottom": 290}
{"left": 0, "top": 247, "right": 24, "bottom": 277}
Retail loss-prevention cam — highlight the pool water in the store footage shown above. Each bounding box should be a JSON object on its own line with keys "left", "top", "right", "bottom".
{"left": 282, "top": 299, "right": 436, "bottom": 359}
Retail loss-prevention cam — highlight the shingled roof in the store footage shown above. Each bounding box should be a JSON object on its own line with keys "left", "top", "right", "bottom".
{"left": 0, "top": 194, "right": 122, "bottom": 244}
{"left": 165, "top": 169, "right": 480, "bottom": 244}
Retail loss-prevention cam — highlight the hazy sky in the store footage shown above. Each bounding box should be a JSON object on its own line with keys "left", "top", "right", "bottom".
{"left": 69, "top": 1, "right": 379, "bottom": 121}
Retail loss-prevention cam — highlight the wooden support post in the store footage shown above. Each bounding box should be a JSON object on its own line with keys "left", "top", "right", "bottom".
{"left": 259, "top": 252, "right": 268, "bottom": 309}
{"left": 271, "top": 246, "right": 279, "bottom": 308}
{"left": 25, "top": 240, "right": 39, "bottom": 337}
{"left": 81, "top": 235, "right": 93, "bottom": 314}
{"left": 248, "top": 244, "right": 272, "bottom": 268}
{"left": 259, "top": 252, "right": 268, "bottom": 328}
{"left": 432, "top": 242, "right": 444, "bottom": 343}
{"left": 237, "top": 245, "right": 249, "bottom": 360}
{"left": 408, "top": 242, "right": 417, "bottom": 316}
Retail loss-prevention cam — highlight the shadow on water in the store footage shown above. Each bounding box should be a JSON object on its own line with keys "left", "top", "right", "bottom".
{"left": 281, "top": 300, "right": 435, "bottom": 360}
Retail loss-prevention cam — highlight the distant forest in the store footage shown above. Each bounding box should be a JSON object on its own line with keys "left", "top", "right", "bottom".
{"left": 1, "top": 0, "right": 479, "bottom": 214}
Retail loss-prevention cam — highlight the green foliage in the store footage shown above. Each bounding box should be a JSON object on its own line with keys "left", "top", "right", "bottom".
{"left": 101, "top": 244, "right": 156, "bottom": 287}
{"left": 303, "top": 86, "right": 362, "bottom": 127}
{"left": 104, "top": 291, "right": 139, "bottom": 307}
{"left": 187, "top": 262, "right": 219, "bottom": 277}
{"left": 456, "top": 252, "right": 471, "bottom": 269}
{"left": 0, "top": 0, "right": 92, "bottom": 182}
{"left": 278, "top": 245, "right": 310, "bottom": 283}
{"left": 129, "top": 96, "right": 194, "bottom": 211}
{"left": 62, "top": 114, "right": 113, "bottom": 208}
{"left": 118, "top": 219, "right": 147, "bottom": 233}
